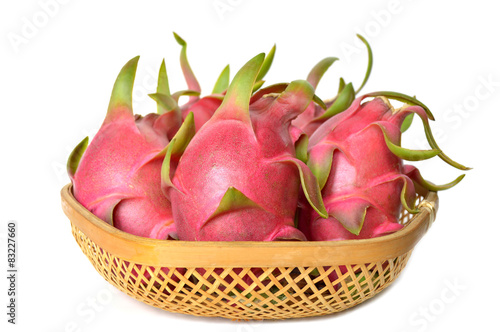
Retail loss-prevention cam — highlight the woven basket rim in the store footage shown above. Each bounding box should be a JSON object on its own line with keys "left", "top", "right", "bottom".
{"left": 61, "top": 183, "right": 438, "bottom": 267}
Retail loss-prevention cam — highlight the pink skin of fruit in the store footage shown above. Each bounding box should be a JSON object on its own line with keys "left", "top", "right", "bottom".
{"left": 300, "top": 94, "right": 467, "bottom": 242}
{"left": 180, "top": 96, "right": 222, "bottom": 132}
{"left": 300, "top": 97, "right": 415, "bottom": 240}
{"left": 291, "top": 103, "right": 325, "bottom": 137}
{"left": 300, "top": 97, "right": 406, "bottom": 240}
{"left": 68, "top": 57, "right": 183, "bottom": 240}
{"left": 162, "top": 53, "right": 327, "bottom": 242}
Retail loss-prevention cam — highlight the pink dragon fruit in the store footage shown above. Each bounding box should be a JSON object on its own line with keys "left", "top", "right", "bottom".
{"left": 299, "top": 93, "right": 468, "bottom": 242}
{"left": 67, "top": 56, "right": 194, "bottom": 240}
{"left": 161, "top": 53, "right": 327, "bottom": 242}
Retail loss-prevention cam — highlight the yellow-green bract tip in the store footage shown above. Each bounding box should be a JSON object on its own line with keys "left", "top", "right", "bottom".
{"left": 67, "top": 136, "right": 89, "bottom": 181}
{"left": 106, "top": 56, "right": 140, "bottom": 117}
{"left": 256, "top": 44, "right": 276, "bottom": 82}
{"left": 173, "top": 32, "right": 186, "bottom": 46}
{"left": 216, "top": 53, "right": 265, "bottom": 121}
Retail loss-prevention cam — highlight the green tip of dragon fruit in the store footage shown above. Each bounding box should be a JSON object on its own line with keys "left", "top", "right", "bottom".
{"left": 173, "top": 32, "right": 201, "bottom": 97}
{"left": 67, "top": 136, "right": 89, "bottom": 180}
{"left": 215, "top": 53, "right": 265, "bottom": 121}
{"left": 160, "top": 112, "right": 196, "bottom": 193}
{"left": 172, "top": 32, "right": 186, "bottom": 46}
{"left": 170, "top": 90, "right": 201, "bottom": 102}
{"left": 212, "top": 65, "right": 230, "bottom": 94}
{"left": 256, "top": 44, "right": 276, "bottom": 82}
{"left": 317, "top": 82, "right": 356, "bottom": 120}
{"left": 306, "top": 57, "right": 339, "bottom": 89}
{"left": 157, "top": 59, "right": 170, "bottom": 96}
{"left": 363, "top": 91, "right": 435, "bottom": 120}
{"left": 355, "top": 34, "right": 373, "bottom": 95}
{"left": 207, "top": 187, "right": 261, "bottom": 221}
{"left": 148, "top": 93, "right": 179, "bottom": 114}
{"left": 106, "top": 55, "right": 139, "bottom": 121}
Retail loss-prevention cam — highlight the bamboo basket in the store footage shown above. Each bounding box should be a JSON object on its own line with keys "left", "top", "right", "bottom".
{"left": 60, "top": 183, "right": 438, "bottom": 320}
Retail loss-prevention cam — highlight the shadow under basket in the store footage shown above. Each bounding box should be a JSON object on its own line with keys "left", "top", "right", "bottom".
{"left": 60, "top": 184, "right": 438, "bottom": 320}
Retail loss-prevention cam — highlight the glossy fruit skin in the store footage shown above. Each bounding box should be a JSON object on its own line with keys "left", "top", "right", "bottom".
{"left": 300, "top": 97, "right": 424, "bottom": 241}
{"left": 163, "top": 54, "right": 327, "bottom": 242}
{"left": 69, "top": 57, "right": 178, "bottom": 240}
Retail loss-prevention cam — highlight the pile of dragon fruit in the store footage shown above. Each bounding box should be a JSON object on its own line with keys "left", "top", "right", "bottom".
{"left": 67, "top": 34, "right": 468, "bottom": 243}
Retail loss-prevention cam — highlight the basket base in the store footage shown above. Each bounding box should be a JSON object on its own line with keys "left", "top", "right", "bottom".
{"left": 71, "top": 223, "right": 413, "bottom": 320}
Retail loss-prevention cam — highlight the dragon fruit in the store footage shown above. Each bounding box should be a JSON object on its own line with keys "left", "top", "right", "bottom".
{"left": 299, "top": 93, "right": 468, "bottom": 242}
{"left": 161, "top": 53, "right": 327, "bottom": 242}
{"left": 67, "top": 56, "right": 194, "bottom": 240}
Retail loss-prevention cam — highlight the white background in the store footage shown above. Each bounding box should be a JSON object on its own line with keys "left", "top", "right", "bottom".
{"left": 1, "top": 0, "right": 498, "bottom": 331}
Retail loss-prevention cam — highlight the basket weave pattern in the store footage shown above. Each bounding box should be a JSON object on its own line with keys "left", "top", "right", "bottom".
{"left": 62, "top": 184, "right": 437, "bottom": 320}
